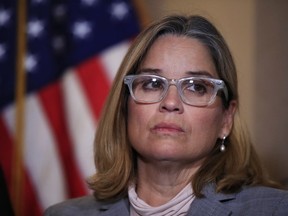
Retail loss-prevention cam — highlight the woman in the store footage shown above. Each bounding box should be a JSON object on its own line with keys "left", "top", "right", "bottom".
{"left": 45, "top": 15, "right": 288, "bottom": 215}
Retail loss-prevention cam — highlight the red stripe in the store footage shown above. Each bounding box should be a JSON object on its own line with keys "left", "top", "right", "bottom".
{"left": 0, "top": 117, "right": 13, "bottom": 185}
{"left": 76, "top": 56, "right": 111, "bottom": 120}
{"left": 38, "top": 81, "right": 88, "bottom": 198}
{"left": 22, "top": 171, "right": 43, "bottom": 216}
{"left": 0, "top": 117, "right": 42, "bottom": 216}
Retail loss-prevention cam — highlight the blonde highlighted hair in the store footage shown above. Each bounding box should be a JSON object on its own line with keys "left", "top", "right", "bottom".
{"left": 88, "top": 15, "right": 276, "bottom": 201}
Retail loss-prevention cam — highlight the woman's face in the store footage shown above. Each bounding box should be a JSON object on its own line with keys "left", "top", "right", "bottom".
{"left": 127, "top": 35, "right": 235, "bottom": 165}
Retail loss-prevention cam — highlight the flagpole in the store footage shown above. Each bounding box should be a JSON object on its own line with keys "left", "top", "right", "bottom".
{"left": 13, "top": 0, "right": 27, "bottom": 215}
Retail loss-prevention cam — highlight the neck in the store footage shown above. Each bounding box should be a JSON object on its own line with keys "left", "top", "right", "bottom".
{"left": 135, "top": 159, "right": 200, "bottom": 206}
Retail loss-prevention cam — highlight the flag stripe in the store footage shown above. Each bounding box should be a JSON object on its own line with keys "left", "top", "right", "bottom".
{"left": 62, "top": 70, "right": 96, "bottom": 179}
{"left": 0, "top": 117, "right": 42, "bottom": 215}
{"left": 23, "top": 96, "right": 67, "bottom": 208}
{"left": 22, "top": 171, "right": 42, "bottom": 216}
{"left": 76, "top": 57, "right": 111, "bottom": 120}
{"left": 38, "top": 82, "right": 89, "bottom": 197}
{"left": 0, "top": 117, "right": 14, "bottom": 184}
{"left": 1, "top": 96, "right": 68, "bottom": 208}
{"left": 100, "top": 41, "right": 131, "bottom": 82}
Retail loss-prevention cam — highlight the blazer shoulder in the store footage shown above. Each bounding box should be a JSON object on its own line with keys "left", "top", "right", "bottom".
{"left": 239, "top": 185, "right": 288, "bottom": 199}
{"left": 196, "top": 184, "right": 288, "bottom": 215}
{"left": 44, "top": 196, "right": 130, "bottom": 216}
{"left": 234, "top": 186, "right": 288, "bottom": 215}
{"left": 44, "top": 196, "right": 102, "bottom": 216}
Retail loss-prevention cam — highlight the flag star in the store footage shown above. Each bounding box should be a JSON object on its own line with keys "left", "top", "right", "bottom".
{"left": 81, "top": 0, "right": 99, "bottom": 6}
{"left": 53, "top": 4, "right": 66, "bottom": 19}
{"left": 110, "top": 2, "right": 129, "bottom": 20}
{"left": 0, "top": 44, "right": 6, "bottom": 61}
{"left": 0, "top": 9, "right": 11, "bottom": 27}
{"left": 27, "top": 19, "right": 45, "bottom": 38}
{"left": 32, "top": 0, "right": 46, "bottom": 4}
{"left": 53, "top": 36, "right": 65, "bottom": 52}
{"left": 25, "top": 54, "right": 38, "bottom": 72}
{"left": 72, "top": 21, "right": 92, "bottom": 39}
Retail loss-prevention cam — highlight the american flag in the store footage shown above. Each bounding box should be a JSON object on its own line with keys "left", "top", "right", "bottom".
{"left": 0, "top": 0, "right": 140, "bottom": 215}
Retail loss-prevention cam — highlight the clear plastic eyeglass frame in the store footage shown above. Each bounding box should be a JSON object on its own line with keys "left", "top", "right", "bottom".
{"left": 124, "top": 74, "right": 229, "bottom": 107}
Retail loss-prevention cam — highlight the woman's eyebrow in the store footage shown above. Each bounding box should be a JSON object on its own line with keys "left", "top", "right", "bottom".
{"left": 137, "top": 68, "right": 161, "bottom": 74}
{"left": 185, "top": 70, "right": 213, "bottom": 77}
{"left": 137, "top": 68, "right": 214, "bottom": 77}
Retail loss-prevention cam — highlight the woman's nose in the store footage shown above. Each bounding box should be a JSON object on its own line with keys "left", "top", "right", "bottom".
{"left": 159, "top": 86, "right": 184, "bottom": 113}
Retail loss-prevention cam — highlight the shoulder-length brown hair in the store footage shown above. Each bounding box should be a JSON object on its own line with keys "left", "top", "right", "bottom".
{"left": 88, "top": 15, "right": 275, "bottom": 201}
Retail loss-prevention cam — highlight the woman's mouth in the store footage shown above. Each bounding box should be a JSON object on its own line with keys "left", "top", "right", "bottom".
{"left": 151, "top": 122, "right": 185, "bottom": 134}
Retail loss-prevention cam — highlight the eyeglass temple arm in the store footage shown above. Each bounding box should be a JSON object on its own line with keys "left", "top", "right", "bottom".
{"left": 221, "top": 82, "right": 229, "bottom": 102}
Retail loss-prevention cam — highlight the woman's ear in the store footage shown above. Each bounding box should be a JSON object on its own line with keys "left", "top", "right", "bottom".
{"left": 220, "top": 100, "right": 237, "bottom": 137}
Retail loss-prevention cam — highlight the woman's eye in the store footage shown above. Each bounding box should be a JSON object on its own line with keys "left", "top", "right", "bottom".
{"left": 192, "top": 83, "right": 207, "bottom": 93}
{"left": 142, "top": 79, "right": 163, "bottom": 90}
{"left": 185, "top": 81, "right": 208, "bottom": 95}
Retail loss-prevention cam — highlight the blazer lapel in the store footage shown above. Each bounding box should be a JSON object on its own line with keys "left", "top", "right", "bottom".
{"left": 97, "top": 184, "right": 236, "bottom": 216}
{"left": 98, "top": 196, "right": 233, "bottom": 216}
{"left": 188, "top": 196, "right": 232, "bottom": 216}
{"left": 98, "top": 198, "right": 130, "bottom": 216}
{"left": 188, "top": 183, "right": 235, "bottom": 216}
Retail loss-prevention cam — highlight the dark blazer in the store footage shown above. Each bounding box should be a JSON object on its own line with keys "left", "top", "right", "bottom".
{"left": 44, "top": 184, "right": 288, "bottom": 215}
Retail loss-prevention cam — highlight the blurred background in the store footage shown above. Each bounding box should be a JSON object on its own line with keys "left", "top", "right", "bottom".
{"left": 0, "top": 0, "right": 287, "bottom": 215}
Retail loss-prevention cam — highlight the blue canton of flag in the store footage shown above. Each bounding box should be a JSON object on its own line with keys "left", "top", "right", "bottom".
{"left": 0, "top": 0, "right": 140, "bottom": 109}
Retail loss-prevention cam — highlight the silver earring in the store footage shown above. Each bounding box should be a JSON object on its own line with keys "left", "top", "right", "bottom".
{"left": 220, "top": 136, "right": 226, "bottom": 152}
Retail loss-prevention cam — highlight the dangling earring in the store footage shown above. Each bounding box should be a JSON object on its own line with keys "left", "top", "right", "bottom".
{"left": 220, "top": 136, "right": 226, "bottom": 152}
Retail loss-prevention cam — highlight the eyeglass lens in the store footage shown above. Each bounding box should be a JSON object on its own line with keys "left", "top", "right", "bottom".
{"left": 129, "top": 75, "right": 220, "bottom": 106}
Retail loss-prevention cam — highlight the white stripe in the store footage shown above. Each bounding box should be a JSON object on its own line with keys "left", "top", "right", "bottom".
{"left": 62, "top": 69, "right": 96, "bottom": 180}
{"left": 2, "top": 95, "right": 67, "bottom": 208}
{"left": 100, "top": 40, "right": 131, "bottom": 82}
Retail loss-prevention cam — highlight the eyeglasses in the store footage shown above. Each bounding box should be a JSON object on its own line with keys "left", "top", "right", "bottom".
{"left": 124, "top": 74, "right": 228, "bottom": 107}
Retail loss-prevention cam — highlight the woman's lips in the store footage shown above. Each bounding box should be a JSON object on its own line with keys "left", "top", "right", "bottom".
{"left": 151, "top": 122, "right": 185, "bottom": 134}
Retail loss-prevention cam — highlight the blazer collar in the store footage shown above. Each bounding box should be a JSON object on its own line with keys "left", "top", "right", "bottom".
{"left": 97, "top": 184, "right": 237, "bottom": 216}
{"left": 187, "top": 183, "right": 237, "bottom": 216}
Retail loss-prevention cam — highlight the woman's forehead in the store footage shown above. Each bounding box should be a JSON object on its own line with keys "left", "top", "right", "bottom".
{"left": 139, "top": 35, "right": 218, "bottom": 78}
